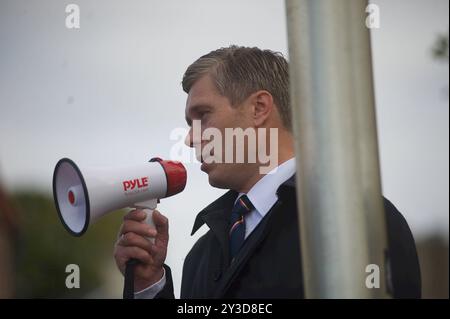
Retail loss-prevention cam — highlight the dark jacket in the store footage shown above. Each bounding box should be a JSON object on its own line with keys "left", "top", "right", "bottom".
{"left": 157, "top": 175, "right": 421, "bottom": 299}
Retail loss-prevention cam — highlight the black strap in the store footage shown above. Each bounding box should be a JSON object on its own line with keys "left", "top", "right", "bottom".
{"left": 123, "top": 258, "right": 139, "bottom": 299}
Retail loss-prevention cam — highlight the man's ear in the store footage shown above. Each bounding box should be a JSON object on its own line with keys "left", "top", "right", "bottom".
{"left": 251, "top": 90, "right": 274, "bottom": 127}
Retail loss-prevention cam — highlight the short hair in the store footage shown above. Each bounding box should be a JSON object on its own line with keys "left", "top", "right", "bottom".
{"left": 182, "top": 45, "right": 291, "bottom": 130}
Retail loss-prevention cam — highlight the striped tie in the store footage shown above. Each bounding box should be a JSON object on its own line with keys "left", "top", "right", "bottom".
{"left": 229, "top": 195, "right": 254, "bottom": 261}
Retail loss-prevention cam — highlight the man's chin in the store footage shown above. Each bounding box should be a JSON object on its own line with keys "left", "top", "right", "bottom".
{"left": 207, "top": 176, "right": 229, "bottom": 189}
{"left": 202, "top": 163, "right": 229, "bottom": 189}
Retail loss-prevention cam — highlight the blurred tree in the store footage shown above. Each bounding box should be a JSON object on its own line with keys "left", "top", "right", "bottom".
{"left": 12, "top": 192, "right": 124, "bottom": 298}
{"left": 416, "top": 235, "right": 449, "bottom": 298}
{"left": 0, "top": 185, "right": 18, "bottom": 298}
{"left": 432, "top": 32, "right": 449, "bottom": 62}
{"left": 431, "top": 31, "right": 449, "bottom": 98}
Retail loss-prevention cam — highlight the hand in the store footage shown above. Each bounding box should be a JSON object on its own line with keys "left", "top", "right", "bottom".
{"left": 114, "top": 209, "right": 169, "bottom": 292}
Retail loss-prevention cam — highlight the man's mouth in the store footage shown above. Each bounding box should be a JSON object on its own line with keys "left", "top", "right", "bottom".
{"left": 200, "top": 153, "right": 216, "bottom": 172}
{"left": 196, "top": 148, "right": 214, "bottom": 165}
{"left": 200, "top": 161, "right": 210, "bottom": 172}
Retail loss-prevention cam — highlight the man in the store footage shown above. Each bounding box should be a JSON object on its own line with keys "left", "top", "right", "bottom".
{"left": 114, "top": 46, "right": 421, "bottom": 298}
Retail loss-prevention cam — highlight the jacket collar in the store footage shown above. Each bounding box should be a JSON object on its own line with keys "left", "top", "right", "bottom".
{"left": 191, "top": 174, "right": 297, "bottom": 236}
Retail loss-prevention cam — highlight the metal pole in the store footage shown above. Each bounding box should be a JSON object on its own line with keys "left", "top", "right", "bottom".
{"left": 285, "top": 0, "right": 390, "bottom": 298}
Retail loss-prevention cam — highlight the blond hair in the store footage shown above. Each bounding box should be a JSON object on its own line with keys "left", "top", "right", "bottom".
{"left": 182, "top": 45, "right": 291, "bottom": 130}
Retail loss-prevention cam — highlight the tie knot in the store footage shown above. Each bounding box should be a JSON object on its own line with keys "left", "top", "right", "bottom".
{"left": 232, "top": 194, "right": 254, "bottom": 217}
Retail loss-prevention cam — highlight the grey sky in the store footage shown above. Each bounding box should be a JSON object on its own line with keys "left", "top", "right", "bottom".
{"left": 0, "top": 0, "right": 448, "bottom": 297}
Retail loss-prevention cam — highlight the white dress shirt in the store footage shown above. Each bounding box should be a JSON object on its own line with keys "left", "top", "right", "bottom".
{"left": 135, "top": 158, "right": 296, "bottom": 299}
{"left": 241, "top": 158, "right": 296, "bottom": 239}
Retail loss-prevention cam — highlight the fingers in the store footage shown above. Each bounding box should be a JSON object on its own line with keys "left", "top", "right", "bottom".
{"left": 124, "top": 209, "right": 147, "bottom": 222}
{"left": 118, "top": 209, "right": 149, "bottom": 239}
{"left": 117, "top": 209, "right": 168, "bottom": 251}
{"left": 119, "top": 219, "right": 157, "bottom": 238}
{"left": 152, "top": 210, "right": 169, "bottom": 243}
{"left": 115, "top": 246, "right": 153, "bottom": 266}
{"left": 118, "top": 231, "right": 153, "bottom": 252}
{"left": 114, "top": 210, "right": 169, "bottom": 278}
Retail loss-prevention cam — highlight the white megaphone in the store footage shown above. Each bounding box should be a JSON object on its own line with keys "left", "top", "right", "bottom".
{"left": 52, "top": 157, "right": 187, "bottom": 236}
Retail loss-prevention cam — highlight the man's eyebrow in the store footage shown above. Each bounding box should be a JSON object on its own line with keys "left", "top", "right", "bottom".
{"left": 185, "top": 104, "right": 212, "bottom": 127}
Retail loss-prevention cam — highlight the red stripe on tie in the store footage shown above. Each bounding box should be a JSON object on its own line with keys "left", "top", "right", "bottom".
{"left": 239, "top": 198, "right": 250, "bottom": 211}
{"left": 229, "top": 216, "right": 244, "bottom": 236}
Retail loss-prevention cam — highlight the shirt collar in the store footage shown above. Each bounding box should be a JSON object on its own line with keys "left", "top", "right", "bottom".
{"left": 190, "top": 167, "right": 297, "bottom": 268}
{"left": 240, "top": 158, "right": 296, "bottom": 218}
{"left": 191, "top": 169, "right": 297, "bottom": 236}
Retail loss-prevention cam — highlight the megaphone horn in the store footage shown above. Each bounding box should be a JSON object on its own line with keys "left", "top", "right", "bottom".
{"left": 52, "top": 157, "right": 187, "bottom": 236}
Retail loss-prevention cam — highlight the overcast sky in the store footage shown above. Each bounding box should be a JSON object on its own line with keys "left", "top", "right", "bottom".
{"left": 0, "top": 0, "right": 448, "bottom": 297}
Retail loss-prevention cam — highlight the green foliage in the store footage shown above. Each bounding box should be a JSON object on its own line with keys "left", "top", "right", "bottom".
{"left": 12, "top": 192, "right": 124, "bottom": 298}
{"left": 432, "top": 32, "right": 449, "bottom": 62}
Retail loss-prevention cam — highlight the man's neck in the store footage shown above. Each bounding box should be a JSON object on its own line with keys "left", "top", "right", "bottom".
{"left": 238, "top": 135, "right": 295, "bottom": 193}
{"left": 239, "top": 158, "right": 294, "bottom": 194}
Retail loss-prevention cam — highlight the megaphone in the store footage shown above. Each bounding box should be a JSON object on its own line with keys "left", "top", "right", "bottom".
{"left": 52, "top": 157, "right": 187, "bottom": 236}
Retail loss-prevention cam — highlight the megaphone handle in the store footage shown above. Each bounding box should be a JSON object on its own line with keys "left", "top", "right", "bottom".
{"left": 142, "top": 208, "right": 156, "bottom": 244}
{"left": 124, "top": 258, "right": 138, "bottom": 299}
{"left": 123, "top": 200, "right": 158, "bottom": 299}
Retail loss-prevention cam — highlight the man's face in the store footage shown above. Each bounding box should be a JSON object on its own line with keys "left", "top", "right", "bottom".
{"left": 184, "top": 74, "right": 255, "bottom": 191}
